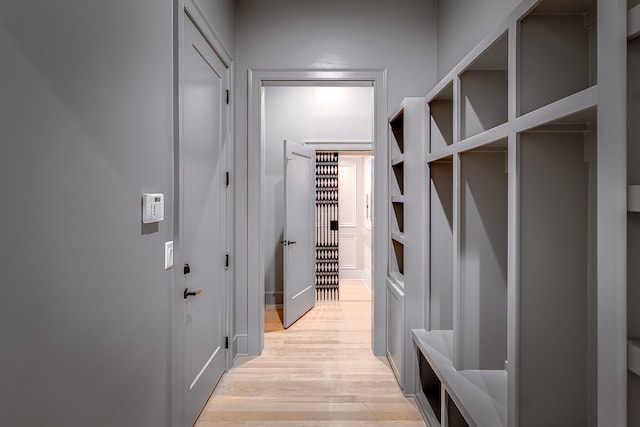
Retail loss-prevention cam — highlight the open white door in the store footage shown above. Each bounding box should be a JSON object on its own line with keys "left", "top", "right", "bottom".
{"left": 283, "top": 140, "right": 316, "bottom": 328}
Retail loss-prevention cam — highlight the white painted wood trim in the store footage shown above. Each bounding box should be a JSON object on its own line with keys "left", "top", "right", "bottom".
{"left": 184, "top": 1, "right": 233, "bottom": 66}
{"left": 597, "top": 1, "right": 628, "bottom": 424}
{"left": 507, "top": 133, "right": 520, "bottom": 427}
{"left": 452, "top": 153, "right": 462, "bottom": 370}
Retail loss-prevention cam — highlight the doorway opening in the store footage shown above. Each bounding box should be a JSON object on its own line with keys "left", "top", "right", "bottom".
{"left": 247, "top": 69, "right": 388, "bottom": 356}
{"left": 262, "top": 84, "right": 373, "bottom": 326}
{"left": 267, "top": 147, "right": 374, "bottom": 332}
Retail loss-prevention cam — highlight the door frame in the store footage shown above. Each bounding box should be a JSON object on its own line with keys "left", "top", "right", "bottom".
{"left": 246, "top": 69, "right": 388, "bottom": 356}
{"left": 172, "top": 3, "right": 234, "bottom": 426}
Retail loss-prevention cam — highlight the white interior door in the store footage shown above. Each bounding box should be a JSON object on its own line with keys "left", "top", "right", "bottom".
{"left": 181, "top": 15, "right": 228, "bottom": 426}
{"left": 283, "top": 140, "right": 316, "bottom": 328}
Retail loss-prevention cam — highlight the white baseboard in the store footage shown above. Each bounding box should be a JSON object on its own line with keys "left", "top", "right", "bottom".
{"left": 363, "top": 268, "right": 372, "bottom": 292}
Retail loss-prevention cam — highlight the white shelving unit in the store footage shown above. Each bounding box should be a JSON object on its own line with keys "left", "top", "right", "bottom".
{"left": 407, "top": 0, "right": 630, "bottom": 425}
{"left": 386, "top": 97, "right": 427, "bottom": 395}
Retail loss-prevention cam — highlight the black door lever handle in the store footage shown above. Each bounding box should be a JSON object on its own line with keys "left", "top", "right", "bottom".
{"left": 183, "top": 288, "right": 202, "bottom": 300}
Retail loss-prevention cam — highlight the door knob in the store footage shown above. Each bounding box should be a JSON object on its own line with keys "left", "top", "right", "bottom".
{"left": 287, "top": 241, "right": 297, "bottom": 245}
{"left": 183, "top": 288, "right": 202, "bottom": 300}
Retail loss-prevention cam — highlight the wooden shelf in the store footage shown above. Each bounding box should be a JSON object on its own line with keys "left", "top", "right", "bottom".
{"left": 413, "top": 329, "right": 507, "bottom": 427}
{"left": 391, "top": 231, "right": 405, "bottom": 245}
{"left": 391, "top": 154, "right": 405, "bottom": 166}
{"left": 388, "top": 271, "right": 405, "bottom": 289}
{"left": 630, "top": 4, "right": 640, "bottom": 40}
{"left": 514, "top": 86, "right": 597, "bottom": 134}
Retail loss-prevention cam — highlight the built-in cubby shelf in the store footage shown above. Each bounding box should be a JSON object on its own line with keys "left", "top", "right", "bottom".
{"left": 429, "top": 82, "right": 454, "bottom": 152}
{"left": 457, "top": 146, "right": 508, "bottom": 371}
{"left": 517, "top": 115, "right": 596, "bottom": 426}
{"left": 459, "top": 32, "right": 508, "bottom": 141}
{"left": 391, "top": 230, "right": 405, "bottom": 245}
{"left": 391, "top": 162, "right": 404, "bottom": 196}
{"left": 428, "top": 158, "right": 453, "bottom": 331}
{"left": 413, "top": 329, "right": 507, "bottom": 427}
{"left": 387, "top": 98, "right": 427, "bottom": 395}
{"left": 518, "top": 0, "right": 597, "bottom": 116}
{"left": 413, "top": 0, "right": 615, "bottom": 425}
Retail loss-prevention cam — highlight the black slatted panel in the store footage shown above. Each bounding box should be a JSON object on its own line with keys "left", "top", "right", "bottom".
{"left": 315, "top": 152, "right": 339, "bottom": 301}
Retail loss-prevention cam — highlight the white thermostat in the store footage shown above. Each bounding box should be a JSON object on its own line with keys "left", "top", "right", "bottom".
{"left": 142, "top": 193, "right": 165, "bottom": 223}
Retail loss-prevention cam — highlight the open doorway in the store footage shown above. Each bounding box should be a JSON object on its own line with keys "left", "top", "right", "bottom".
{"left": 261, "top": 85, "right": 373, "bottom": 328}
{"left": 247, "top": 69, "right": 388, "bottom": 356}
{"left": 335, "top": 151, "right": 373, "bottom": 302}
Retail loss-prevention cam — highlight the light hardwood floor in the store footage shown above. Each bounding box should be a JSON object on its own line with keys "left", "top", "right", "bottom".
{"left": 195, "top": 281, "right": 425, "bottom": 426}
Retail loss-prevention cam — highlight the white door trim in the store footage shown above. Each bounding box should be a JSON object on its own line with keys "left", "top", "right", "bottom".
{"left": 246, "top": 69, "right": 388, "bottom": 356}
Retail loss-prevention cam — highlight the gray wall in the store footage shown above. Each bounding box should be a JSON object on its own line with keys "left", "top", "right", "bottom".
{"left": 0, "top": 1, "right": 233, "bottom": 425}
{"left": 234, "top": 0, "right": 438, "bottom": 356}
{"left": 436, "top": 0, "right": 518, "bottom": 79}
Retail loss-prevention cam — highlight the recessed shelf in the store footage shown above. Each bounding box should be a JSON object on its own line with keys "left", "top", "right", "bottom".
{"left": 390, "top": 239, "right": 404, "bottom": 275}
{"left": 413, "top": 329, "right": 507, "bottom": 427}
{"left": 391, "top": 201, "right": 404, "bottom": 233}
{"left": 458, "top": 147, "right": 508, "bottom": 371}
{"left": 518, "top": 0, "right": 597, "bottom": 116}
{"left": 388, "top": 271, "right": 405, "bottom": 289}
{"left": 392, "top": 162, "right": 404, "bottom": 196}
{"left": 429, "top": 159, "right": 454, "bottom": 331}
{"left": 391, "top": 230, "right": 405, "bottom": 245}
{"left": 417, "top": 351, "right": 442, "bottom": 426}
{"left": 391, "top": 154, "right": 405, "bottom": 165}
{"left": 460, "top": 32, "right": 508, "bottom": 140}
{"left": 429, "top": 82, "right": 454, "bottom": 152}
{"left": 514, "top": 86, "right": 597, "bottom": 134}
{"left": 518, "top": 121, "right": 595, "bottom": 426}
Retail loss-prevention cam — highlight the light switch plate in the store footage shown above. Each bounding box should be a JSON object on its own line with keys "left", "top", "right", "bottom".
{"left": 165, "top": 241, "right": 174, "bottom": 270}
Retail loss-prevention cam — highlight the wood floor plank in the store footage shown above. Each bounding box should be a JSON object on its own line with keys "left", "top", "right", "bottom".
{"left": 194, "top": 299, "right": 426, "bottom": 426}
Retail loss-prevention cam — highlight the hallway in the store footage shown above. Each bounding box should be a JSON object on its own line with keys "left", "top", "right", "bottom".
{"left": 195, "top": 281, "right": 425, "bottom": 426}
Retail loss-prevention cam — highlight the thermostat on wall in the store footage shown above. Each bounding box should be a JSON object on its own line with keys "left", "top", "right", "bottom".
{"left": 142, "top": 193, "right": 165, "bottom": 223}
